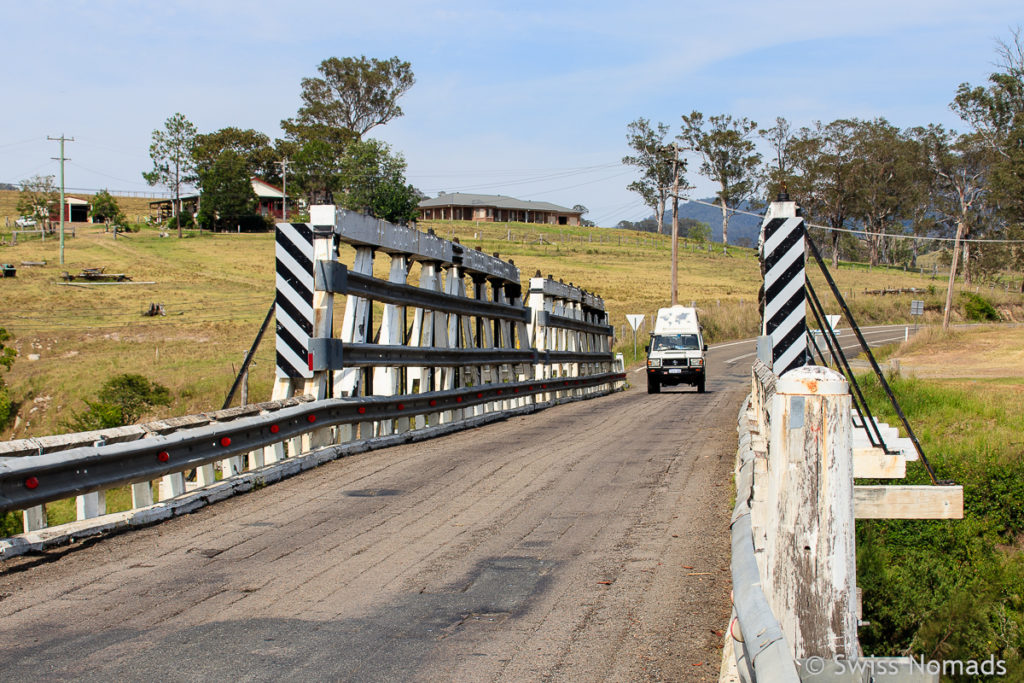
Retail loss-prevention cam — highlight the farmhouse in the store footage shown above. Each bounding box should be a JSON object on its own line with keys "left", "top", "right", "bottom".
{"left": 148, "top": 177, "right": 289, "bottom": 221}
{"left": 418, "top": 193, "right": 582, "bottom": 226}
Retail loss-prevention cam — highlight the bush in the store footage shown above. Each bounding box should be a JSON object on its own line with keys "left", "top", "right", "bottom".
{"left": 856, "top": 374, "right": 1024, "bottom": 677}
{"left": 0, "top": 327, "right": 16, "bottom": 428}
{"left": 961, "top": 292, "right": 1001, "bottom": 322}
{"left": 63, "top": 373, "right": 171, "bottom": 431}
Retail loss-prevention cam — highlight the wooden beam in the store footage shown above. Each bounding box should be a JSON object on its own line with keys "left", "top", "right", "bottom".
{"left": 853, "top": 448, "right": 906, "bottom": 479}
{"left": 854, "top": 485, "right": 963, "bottom": 519}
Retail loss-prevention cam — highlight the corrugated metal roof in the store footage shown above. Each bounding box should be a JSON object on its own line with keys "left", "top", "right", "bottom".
{"left": 418, "top": 193, "right": 579, "bottom": 214}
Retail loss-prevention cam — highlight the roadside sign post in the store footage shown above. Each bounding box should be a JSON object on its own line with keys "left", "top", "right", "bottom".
{"left": 910, "top": 300, "right": 924, "bottom": 335}
{"left": 824, "top": 315, "right": 842, "bottom": 367}
{"left": 626, "top": 314, "right": 644, "bottom": 360}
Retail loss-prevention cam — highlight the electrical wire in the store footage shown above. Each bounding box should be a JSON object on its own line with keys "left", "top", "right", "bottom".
{"left": 691, "top": 198, "right": 1024, "bottom": 245}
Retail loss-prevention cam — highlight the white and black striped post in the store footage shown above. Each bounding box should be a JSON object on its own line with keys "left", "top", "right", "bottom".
{"left": 759, "top": 193, "right": 807, "bottom": 375}
{"left": 273, "top": 221, "right": 315, "bottom": 391}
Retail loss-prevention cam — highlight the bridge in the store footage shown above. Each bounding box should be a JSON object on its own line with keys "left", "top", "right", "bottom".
{"left": 0, "top": 201, "right": 962, "bottom": 681}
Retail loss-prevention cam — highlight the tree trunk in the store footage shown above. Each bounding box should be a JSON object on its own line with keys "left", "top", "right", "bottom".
{"left": 174, "top": 195, "right": 182, "bottom": 239}
{"left": 943, "top": 219, "right": 967, "bottom": 329}
{"left": 868, "top": 232, "right": 880, "bottom": 267}
{"left": 656, "top": 197, "right": 666, "bottom": 236}
{"left": 719, "top": 197, "right": 729, "bottom": 256}
{"left": 831, "top": 230, "right": 840, "bottom": 270}
{"left": 962, "top": 241, "right": 972, "bottom": 285}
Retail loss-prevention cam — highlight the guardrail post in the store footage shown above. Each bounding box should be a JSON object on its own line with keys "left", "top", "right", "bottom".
{"left": 23, "top": 505, "right": 47, "bottom": 532}
{"left": 131, "top": 482, "right": 154, "bottom": 509}
{"left": 76, "top": 490, "right": 106, "bottom": 520}
{"left": 374, "top": 254, "right": 411, "bottom": 435}
{"left": 472, "top": 273, "right": 493, "bottom": 416}
{"left": 303, "top": 229, "right": 336, "bottom": 449}
{"left": 336, "top": 245, "right": 375, "bottom": 440}
{"left": 764, "top": 365, "right": 857, "bottom": 660}
{"left": 527, "top": 275, "right": 551, "bottom": 403}
{"left": 441, "top": 264, "right": 466, "bottom": 424}
{"left": 409, "top": 260, "right": 443, "bottom": 429}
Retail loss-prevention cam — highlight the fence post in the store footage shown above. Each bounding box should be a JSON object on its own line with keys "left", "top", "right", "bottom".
{"left": 763, "top": 365, "right": 857, "bottom": 660}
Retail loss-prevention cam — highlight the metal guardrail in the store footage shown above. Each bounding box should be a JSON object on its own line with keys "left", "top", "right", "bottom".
{"left": 0, "top": 373, "right": 625, "bottom": 515}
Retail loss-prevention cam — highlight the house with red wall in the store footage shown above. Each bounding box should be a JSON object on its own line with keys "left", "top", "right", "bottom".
{"left": 418, "top": 193, "right": 582, "bottom": 226}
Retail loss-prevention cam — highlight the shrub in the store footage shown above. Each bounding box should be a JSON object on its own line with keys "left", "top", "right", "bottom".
{"left": 961, "top": 292, "right": 1000, "bottom": 322}
{"left": 63, "top": 373, "right": 171, "bottom": 431}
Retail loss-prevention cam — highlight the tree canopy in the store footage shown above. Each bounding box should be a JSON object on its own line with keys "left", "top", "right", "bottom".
{"left": 89, "top": 189, "right": 125, "bottom": 226}
{"left": 16, "top": 175, "right": 57, "bottom": 227}
{"left": 678, "top": 111, "right": 761, "bottom": 254}
{"left": 282, "top": 56, "right": 415, "bottom": 143}
{"left": 337, "top": 139, "right": 421, "bottom": 224}
{"left": 142, "top": 113, "right": 198, "bottom": 237}
{"left": 192, "top": 127, "right": 279, "bottom": 185}
{"left": 197, "top": 150, "right": 262, "bottom": 232}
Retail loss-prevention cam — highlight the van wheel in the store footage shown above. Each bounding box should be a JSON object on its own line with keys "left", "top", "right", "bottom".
{"left": 647, "top": 377, "right": 660, "bottom": 394}
{"left": 697, "top": 378, "right": 706, "bottom": 393}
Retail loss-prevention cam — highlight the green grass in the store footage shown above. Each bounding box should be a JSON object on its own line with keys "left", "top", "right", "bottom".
{"left": 855, "top": 373, "right": 1024, "bottom": 678}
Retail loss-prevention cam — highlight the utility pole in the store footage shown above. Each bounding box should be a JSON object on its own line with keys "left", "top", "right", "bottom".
{"left": 48, "top": 134, "right": 74, "bottom": 266}
{"left": 275, "top": 158, "right": 291, "bottom": 221}
{"left": 665, "top": 143, "right": 681, "bottom": 306}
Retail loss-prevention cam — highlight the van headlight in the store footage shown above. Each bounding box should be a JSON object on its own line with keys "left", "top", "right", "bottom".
{"left": 692, "top": 358, "right": 704, "bottom": 367}
{"left": 647, "top": 358, "right": 661, "bottom": 368}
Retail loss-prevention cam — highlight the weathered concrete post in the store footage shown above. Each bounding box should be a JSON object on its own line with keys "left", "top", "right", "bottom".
{"left": 763, "top": 364, "right": 857, "bottom": 660}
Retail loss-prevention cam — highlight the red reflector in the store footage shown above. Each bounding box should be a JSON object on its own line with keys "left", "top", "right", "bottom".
{"left": 497, "top": 389, "right": 503, "bottom": 395}
{"left": 456, "top": 396, "right": 464, "bottom": 403}
{"left": 476, "top": 392, "right": 483, "bottom": 399}
{"left": 158, "top": 451, "right": 170, "bottom": 462}
{"left": 307, "top": 414, "right": 317, "bottom": 423}
{"left": 397, "top": 403, "right": 405, "bottom": 411}
{"left": 429, "top": 399, "right": 437, "bottom": 407}
{"left": 513, "top": 388, "right": 519, "bottom": 393}
{"left": 358, "top": 406, "right": 366, "bottom": 414}
{"left": 24, "top": 476, "right": 39, "bottom": 490}
{"left": 220, "top": 437, "right": 232, "bottom": 447}
{"left": 270, "top": 424, "right": 280, "bottom": 434}
{"left": 308, "top": 353, "right": 314, "bottom": 371}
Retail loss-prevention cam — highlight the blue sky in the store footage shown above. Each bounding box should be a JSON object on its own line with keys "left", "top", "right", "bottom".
{"left": 0, "top": 1, "right": 1020, "bottom": 226}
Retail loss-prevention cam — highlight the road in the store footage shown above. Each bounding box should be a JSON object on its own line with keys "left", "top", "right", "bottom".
{"left": 0, "top": 328, "right": 903, "bottom": 682}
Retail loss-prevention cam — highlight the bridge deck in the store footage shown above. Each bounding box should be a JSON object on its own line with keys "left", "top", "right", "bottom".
{"left": 0, "top": 349, "right": 749, "bottom": 681}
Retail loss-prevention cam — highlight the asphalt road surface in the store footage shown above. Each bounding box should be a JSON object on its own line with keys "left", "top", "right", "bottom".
{"left": 0, "top": 328, "right": 905, "bottom": 681}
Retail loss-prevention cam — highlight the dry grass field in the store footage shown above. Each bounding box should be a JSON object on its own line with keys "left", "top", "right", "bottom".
{"left": 0, "top": 214, "right": 1021, "bottom": 440}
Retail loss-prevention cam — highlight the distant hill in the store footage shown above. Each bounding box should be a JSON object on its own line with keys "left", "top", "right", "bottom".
{"left": 673, "top": 199, "right": 763, "bottom": 247}
{"left": 624, "top": 198, "right": 764, "bottom": 247}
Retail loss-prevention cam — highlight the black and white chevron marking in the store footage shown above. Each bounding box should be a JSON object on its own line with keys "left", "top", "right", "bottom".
{"left": 761, "top": 216, "right": 807, "bottom": 375}
{"left": 275, "top": 223, "right": 314, "bottom": 379}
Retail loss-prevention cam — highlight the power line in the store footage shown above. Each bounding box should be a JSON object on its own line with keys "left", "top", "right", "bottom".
{"left": 691, "top": 199, "right": 1024, "bottom": 245}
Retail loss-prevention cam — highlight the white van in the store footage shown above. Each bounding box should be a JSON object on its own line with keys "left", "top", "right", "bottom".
{"left": 645, "top": 306, "right": 707, "bottom": 394}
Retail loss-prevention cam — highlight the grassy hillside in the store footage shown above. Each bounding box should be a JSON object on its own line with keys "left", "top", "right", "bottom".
{"left": 0, "top": 218, "right": 1020, "bottom": 440}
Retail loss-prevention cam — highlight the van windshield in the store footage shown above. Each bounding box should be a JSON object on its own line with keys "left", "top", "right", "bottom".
{"left": 651, "top": 334, "right": 700, "bottom": 351}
